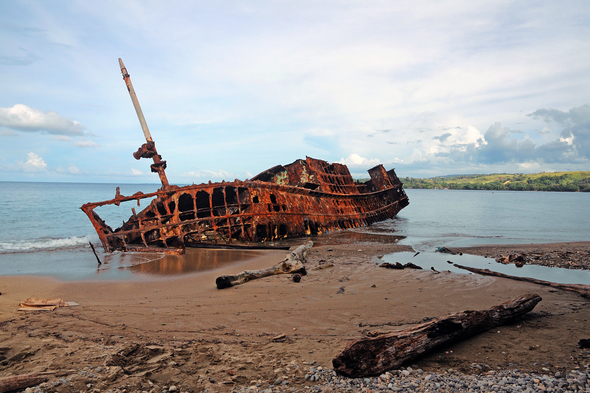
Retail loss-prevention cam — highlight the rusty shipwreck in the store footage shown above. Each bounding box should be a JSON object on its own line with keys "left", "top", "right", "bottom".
{"left": 81, "top": 59, "right": 409, "bottom": 253}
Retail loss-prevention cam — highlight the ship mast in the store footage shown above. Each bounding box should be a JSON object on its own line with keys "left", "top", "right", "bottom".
{"left": 119, "top": 58, "right": 169, "bottom": 189}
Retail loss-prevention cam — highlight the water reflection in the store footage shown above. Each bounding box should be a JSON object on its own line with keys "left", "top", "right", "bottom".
{"left": 95, "top": 228, "right": 406, "bottom": 278}
{"left": 99, "top": 248, "right": 262, "bottom": 276}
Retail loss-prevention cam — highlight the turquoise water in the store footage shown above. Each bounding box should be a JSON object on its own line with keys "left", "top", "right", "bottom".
{"left": 0, "top": 182, "right": 588, "bottom": 281}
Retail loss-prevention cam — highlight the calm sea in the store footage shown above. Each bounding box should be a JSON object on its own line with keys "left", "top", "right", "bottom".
{"left": 0, "top": 182, "right": 588, "bottom": 282}
{"left": 370, "top": 188, "right": 590, "bottom": 251}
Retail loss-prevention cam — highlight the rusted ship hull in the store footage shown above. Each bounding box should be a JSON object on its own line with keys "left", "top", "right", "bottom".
{"left": 81, "top": 59, "right": 409, "bottom": 253}
{"left": 81, "top": 157, "right": 409, "bottom": 253}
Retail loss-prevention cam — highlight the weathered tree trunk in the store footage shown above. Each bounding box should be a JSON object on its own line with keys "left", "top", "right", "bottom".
{"left": 454, "top": 264, "right": 590, "bottom": 298}
{"left": 216, "top": 241, "right": 312, "bottom": 289}
{"left": 332, "top": 293, "right": 542, "bottom": 377}
{"left": 0, "top": 373, "right": 48, "bottom": 393}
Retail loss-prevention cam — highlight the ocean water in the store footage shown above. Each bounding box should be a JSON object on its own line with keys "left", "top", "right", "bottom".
{"left": 0, "top": 182, "right": 161, "bottom": 280}
{"left": 0, "top": 182, "right": 588, "bottom": 282}
{"left": 370, "top": 188, "right": 590, "bottom": 251}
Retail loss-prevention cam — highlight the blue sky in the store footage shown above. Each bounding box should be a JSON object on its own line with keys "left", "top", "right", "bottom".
{"left": 1, "top": 1, "right": 589, "bottom": 184}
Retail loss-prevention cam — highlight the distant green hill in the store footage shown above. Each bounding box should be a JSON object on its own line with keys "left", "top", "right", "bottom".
{"left": 401, "top": 171, "right": 590, "bottom": 192}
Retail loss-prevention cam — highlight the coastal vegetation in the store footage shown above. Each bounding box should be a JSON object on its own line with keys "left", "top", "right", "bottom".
{"left": 401, "top": 171, "right": 590, "bottom": 192}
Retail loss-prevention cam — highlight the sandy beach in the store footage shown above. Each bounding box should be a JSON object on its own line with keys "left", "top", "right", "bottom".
{"left": 1, "top": 240, "right": 589, "bottom": 392}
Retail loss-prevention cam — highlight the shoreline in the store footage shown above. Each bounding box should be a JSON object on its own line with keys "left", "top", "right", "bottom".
{"left": 0, "top": 241, "right": 589, "bottom": 392}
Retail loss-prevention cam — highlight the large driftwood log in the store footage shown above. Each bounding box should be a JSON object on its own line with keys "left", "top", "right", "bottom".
{"left": 454, "top": 264, "right": 590, "bottom": 298}
{"left": 216, "top": 241, "right": 312, "bottom": 289}
{"left": 0, "top": 370, "right": 74, "bottom": 393}
{"left": 0, "top": 372, "right": 55, "bottom": 393}
{"left": 332, "top": 293, "right": 541, "bottom": 377}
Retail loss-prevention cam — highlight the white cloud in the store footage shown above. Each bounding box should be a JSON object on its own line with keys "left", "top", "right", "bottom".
{"left": 21, "top": 152, "right": 47, "bottom": 172}
{"left": 67, "top": 164, "right": 80, "bottom": 174}
{"left": 0, "top": 104, "right": 85, "bottom": 136}
{"left": 339, "top": 154, "right": 381, "bottom": 168}
{"left": 560, "top": 135, "right": 574, "bottom": 145}
{"left": 454, "top": 125, "right": 485, "bottom": 147}
{"left": 130, "top": 168, "right": 143, "bottom": 176}
{"left": 429, "top": 125, "right": 486, "bottom": 156}
{"left": 425, "top": 105, "right": 590, "bottom": 168}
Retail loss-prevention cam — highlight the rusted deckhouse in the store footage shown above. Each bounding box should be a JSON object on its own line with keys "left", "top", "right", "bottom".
{"left": 81, "top": 60, "right": 409, "bottom": 253}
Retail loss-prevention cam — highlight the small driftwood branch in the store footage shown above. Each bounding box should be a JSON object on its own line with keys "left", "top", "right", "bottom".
{"left": 454, "top": 264, "right": 590, "bottom": 298}
{"left": 216, "top": 241, "right": 312, "bottom": 289}
{"left": 332, "top": 293, "right": 542, "bottom": 378}
{"left": 88, "top": 241, "right": 102, "bottom": 265}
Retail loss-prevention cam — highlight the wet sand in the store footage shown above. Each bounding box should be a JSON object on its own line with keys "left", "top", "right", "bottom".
{"left": 0, "top": 241, "right": 589, "bottom": 392}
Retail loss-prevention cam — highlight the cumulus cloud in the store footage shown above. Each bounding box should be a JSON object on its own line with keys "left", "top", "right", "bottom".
{"left": 21, "top": 152, "right": 47, "bottom": 172}
{"left": 528, "top": 104, "right": 590, "bottom": 128}
{"left": 0, "top": 104, "right": 85, "bottom": 136}
{"left": 528, "top": 104, "right": 590, "bottom": 161}
{"left": 429, "top": 125, "right": 485, "bottom": 152}
{"left": 475, "top": 123, "right": 538, "bottom": 163}
{"left": 434, "top": 104, "right": 590, "bottom": 166}
{"left": 339, "top": 154, "right": 381, "bottom": 168}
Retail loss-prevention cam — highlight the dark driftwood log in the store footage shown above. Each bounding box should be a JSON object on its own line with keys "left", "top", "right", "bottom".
{"left": 332, "top": 293, "right": 542, "bottom": 377}
{"left": 380, "top": 262, "right": 422, "bottom": 270}
{"left": 454, "top": 264, "right": 590, "bottom": 298}
{"left": 216, "top": 241, "right": 312, "bottom": 289}
{"left": 0, "top": 370, "right": 74, "bottom": 393}
{"left": 0, "top": 373, "right": 48, "bottom": 393}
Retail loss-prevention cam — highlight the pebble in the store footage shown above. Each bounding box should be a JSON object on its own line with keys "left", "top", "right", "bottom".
{"left": 231, "top": 364, "right": 589, "bottom": 392}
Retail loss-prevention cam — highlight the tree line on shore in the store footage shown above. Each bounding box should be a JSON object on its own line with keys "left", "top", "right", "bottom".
{"left": 401, "top": 171, "right": 590, "bottom": 192}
